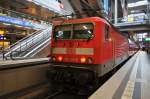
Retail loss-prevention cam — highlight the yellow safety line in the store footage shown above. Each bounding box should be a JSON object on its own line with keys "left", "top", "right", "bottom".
{"left": 121, "top": 52, "right": 140, "bottom": 99}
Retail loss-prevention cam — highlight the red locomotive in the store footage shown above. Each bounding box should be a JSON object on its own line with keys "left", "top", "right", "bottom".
{"left": 48, "top": 17, "right": 130, "bottom": 93}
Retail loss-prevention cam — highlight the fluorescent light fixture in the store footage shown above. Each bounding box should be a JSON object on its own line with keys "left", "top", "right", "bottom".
{"left": 27, "top": 0, "right": 32, "bottom": 2}
{"left": 14, "top": 25, "right": 23, "bottom": 28}
{"left": 128, "top": 0, "right": 148, "bottom": 8}
{"left": 3, "top": 23, "right": 11, "bottom": 26}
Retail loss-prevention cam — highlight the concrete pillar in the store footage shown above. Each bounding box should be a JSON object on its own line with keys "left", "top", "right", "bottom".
{"left": 115, "top": 0, "right": 118, "bottom": 24}
{"left": 148, "top": 0, "right": 150, "bottom": 23}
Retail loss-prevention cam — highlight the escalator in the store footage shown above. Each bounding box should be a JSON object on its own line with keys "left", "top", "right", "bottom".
{"left": 2, "top": 27, "right": 52, "bottom": 60}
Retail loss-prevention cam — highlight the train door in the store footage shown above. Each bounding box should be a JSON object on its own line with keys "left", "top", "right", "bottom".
{"left": 107, "top": 27, "right": 115, "bottom": 67}
{"left": 104, "top": 24, "right": 110, "bottom": 61}
{"left": 112, "top": 34, "right": 116, "bottom": 67}
{"left": 105, "top": 25, "right": 114, "bottom": 62}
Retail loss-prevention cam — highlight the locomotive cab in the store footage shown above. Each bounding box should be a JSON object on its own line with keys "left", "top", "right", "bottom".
{"left": 50, "top": 22, "right": 97, "bottom": 64}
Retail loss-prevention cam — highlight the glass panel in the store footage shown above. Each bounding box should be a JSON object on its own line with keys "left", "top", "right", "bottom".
{"left": 105, "top": 25, "right": 109, "bottom": 39}
{"left": 73, "top": 23, "right": 94, "bottom": 39}
{"left": 54, "top": 23, "right": 94, "bottom": 40}
{"left": 54, "top": 24, "right": 72, "bottom": 39}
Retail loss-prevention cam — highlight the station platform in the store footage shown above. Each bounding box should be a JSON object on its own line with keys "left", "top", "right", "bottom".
{"left": 0, "top": 58, "right": 49, "bottom": 70}
{"left": 89, "top": 51, "right": 150, "bottom": 99}
{"left": 0, "top": 58, "right": 50, "bottom": 97}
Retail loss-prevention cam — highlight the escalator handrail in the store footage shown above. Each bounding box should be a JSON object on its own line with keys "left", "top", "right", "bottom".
{"left": 20, "top": 32, "right": 51, "bottom": 57}
{"left": 10, "top": 34, "right": 51, "bottom": 58}
{"left": 4, "top": 28, "right": 51, "bottom": 53}
{"left": 16, "top": 32, "right": 50, "bottom": 57}
{"left": 23, "top": 37, "right": 51, "bottom": 57}
{"left": 5, "top": 30, "right": 48, "bottom": 54}
{"left": 4, "top": 29, "right": 43, "bottom": 52}
{"left": 4, "top": 29, "right": 51, "bottom": 57}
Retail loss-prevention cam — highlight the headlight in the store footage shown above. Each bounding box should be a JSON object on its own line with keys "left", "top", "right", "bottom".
{"left": 80, "top": 57, "right": 86, "bottom": 63}
{"left": 57, "top": 56, "right": 63, "bottom": 62}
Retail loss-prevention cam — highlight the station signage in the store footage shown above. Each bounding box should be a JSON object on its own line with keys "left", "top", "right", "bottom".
{"left": 0, "top": 35, "right": 5, "bottom": 40}
{"left": 0, "top": 16, "right": 33, "bottom": 28}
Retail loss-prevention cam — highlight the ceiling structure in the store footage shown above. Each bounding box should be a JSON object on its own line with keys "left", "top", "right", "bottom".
{"left": 0, "top": 0, "right": 57, "bottom": 21}
{"left": 68, "top": 0, "right": 125, "bottom": 19}
{"left": 0, "top": 0, "right": 127, "bottom": 22}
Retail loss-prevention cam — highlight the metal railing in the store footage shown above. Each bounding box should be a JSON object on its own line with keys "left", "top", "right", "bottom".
{"left": 111, "top": 18, "right": 149, "bottom": 25}
{"left": 2, "top": 28, "right": 51, "bottom": 60}
{"left": 111, "top": 15, "right": 149, "bottom": 26}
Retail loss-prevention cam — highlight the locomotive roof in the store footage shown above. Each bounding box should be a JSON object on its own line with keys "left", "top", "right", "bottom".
{"left": 62, "top": 17, "right": 107, "bottom": 24}
{"left": 53, "top": 17, "right": 125, "bottom": 38}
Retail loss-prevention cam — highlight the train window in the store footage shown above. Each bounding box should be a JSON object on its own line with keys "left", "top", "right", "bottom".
{"left": 54, "top": 23, "right": 94, "bottom": 40}
{"left": 54, "top": 25, "right": 72, "bottom": 39}
{"left": 73, "top": 23, "right": 94, "bottom": 39}
{"left": 105, "top": 25, "right": 109, "bottom": 40}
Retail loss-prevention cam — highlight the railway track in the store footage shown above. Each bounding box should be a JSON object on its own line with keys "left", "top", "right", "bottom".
{"left": 44, "top": 91, "right": 87, "bottom": 99}
{"left": 43, "top": 54, "right": 135, "bottom": 99}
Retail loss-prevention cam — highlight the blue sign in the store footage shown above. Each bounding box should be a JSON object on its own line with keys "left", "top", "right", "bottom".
{"left": 0, "top": 36, "right": 4, "bottom": 40}
{"left": 0, "top": 16, "right": 33, "bottom": 28}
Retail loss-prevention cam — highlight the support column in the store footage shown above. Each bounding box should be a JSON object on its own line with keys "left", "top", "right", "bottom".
{"left": 115, "top": 0, "right": 118, "bottom": 24}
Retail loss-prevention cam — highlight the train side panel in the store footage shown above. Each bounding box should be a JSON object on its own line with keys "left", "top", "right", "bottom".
{"left": 95, "top": 21, "right": 129, "bottom": 76}
{"left": 112, "top": 29, "right": 129, "bottom": 65}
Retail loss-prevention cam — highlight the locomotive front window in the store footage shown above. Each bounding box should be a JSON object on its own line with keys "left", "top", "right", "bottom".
{"left": 54, "top": 23, "right": 94, "bottom": 40}
{"left": 54, "top": 25, "right": 72, "bottom": 39}
{"left": 73, "top": 23, "right": 94, "bottom": 39}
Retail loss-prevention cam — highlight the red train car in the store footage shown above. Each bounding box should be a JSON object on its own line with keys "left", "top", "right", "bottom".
{"left": 145, "top": 38, "right": 150, "bottom": 53}
{"left": 48, "top": 17, "right": 129, "bottom": 92}
{"left": 129, "top": 39, "right": 139, "bottom": 55}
